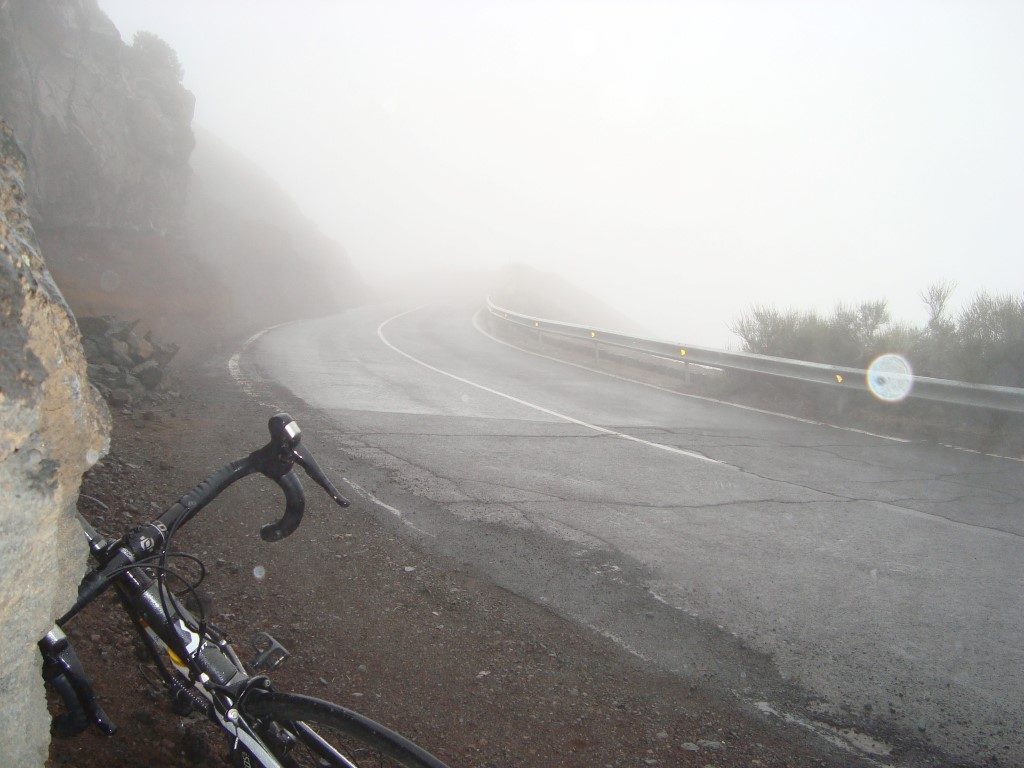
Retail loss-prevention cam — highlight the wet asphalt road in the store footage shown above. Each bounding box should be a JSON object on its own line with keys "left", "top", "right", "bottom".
{"left": 245, "top": 302, "right": 1024, "bottom": 766}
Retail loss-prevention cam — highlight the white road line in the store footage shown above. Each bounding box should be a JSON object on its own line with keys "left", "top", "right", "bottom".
{"left": 471, "top": 311, "right": 914, "bottom": 444}
{"left": 234, "top": 310, "right": 1022, "bottom": 541}
{"left": 227, "top": 322, "right": 291, "bottom": 411}
{"left": 475, "top": 310, "right": 1024, "bottom": 464}
{"left": 469, "top": 312, "right": 1024, "bottom": 541}
{"left": 377, "top": 307, "right": 720, "bottom": 465}
{"left": 227, "top": 323, "right": 432, "bottom": 536}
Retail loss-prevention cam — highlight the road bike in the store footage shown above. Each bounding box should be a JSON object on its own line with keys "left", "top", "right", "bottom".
{"left": 40, "top": 413, "right": 450, "bottom": 768}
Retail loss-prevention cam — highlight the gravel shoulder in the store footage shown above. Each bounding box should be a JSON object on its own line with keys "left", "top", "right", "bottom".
{"left": 48, "top": 354, "right": 878, "bottom": 768}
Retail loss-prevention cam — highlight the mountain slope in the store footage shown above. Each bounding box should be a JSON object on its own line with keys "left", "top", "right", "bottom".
{"left": 0, "top": 0, "right": 359, "bottom": 346}
{"left": 187, "top": 127, "right": 360, "bottom": 329}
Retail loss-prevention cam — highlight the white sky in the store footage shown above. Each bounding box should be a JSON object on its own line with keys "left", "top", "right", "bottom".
{"left": 100, "top": 0, "right": 1024, "bottom": 346}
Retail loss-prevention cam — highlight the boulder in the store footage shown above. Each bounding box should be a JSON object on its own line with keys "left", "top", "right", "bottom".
{"left": 131, "top": 359, "right": 163, "bottom": 389}
{"left": 126, "top": 330, "right": 154, "bottom": 361}
{"left": 108, "top": 388, "right": 132, "bottom": 406}
{"left": 108, "top": 338, "right": 134, "bottom": 368}
{"left": 104, "top": 317, "right": 139, "bottom": 341}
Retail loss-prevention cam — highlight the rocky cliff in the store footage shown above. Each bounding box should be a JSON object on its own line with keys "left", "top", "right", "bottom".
{"left": 0, "top": 121, "right": 109, "bottom": 767}
{"left": 0, "top": 0, "right": 358, "bottom": 345}
{"left": 0, "top": 0, "right": 195, "bottom": 231}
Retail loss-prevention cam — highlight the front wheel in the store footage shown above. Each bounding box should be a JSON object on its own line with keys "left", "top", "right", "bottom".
{"left": 241, "top": 691, "right": 450, "bottom": 768}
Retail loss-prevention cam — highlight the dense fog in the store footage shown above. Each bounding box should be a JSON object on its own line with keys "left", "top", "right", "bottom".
{"left": 100, "top": 0, "right": 1024, "bottom": 346}
{"left": 4, "top": 5, "right": 1023, "bottom": 767}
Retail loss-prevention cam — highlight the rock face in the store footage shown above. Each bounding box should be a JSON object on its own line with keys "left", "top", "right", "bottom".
{"left": 0, "top": 0, "right": 358, "bottom": 345}
{"left": 0, "top": 0, "right": 195, "bottom": 230}
{"left": 0, "top": 122, "right": 109, "bottom": 766}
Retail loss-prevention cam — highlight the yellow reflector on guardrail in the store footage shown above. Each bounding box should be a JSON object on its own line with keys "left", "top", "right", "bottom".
{"left": 835, "top": 374, "right": 844, "bottom": 383}
{"left": 679, "top": 349, "right": 686, "bottom": 357}
{"left": 590, "top": 331, "right": 596, "bottom": 338}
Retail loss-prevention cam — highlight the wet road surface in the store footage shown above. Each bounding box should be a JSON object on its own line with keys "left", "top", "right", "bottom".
{"left": 243, "top": 302, "right": 1024, "bottom": 766}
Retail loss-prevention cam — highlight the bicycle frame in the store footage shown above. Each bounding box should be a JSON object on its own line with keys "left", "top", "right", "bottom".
{"left": 112, "top": 547, "right": 287, "bottom": 766}
{"left": 44, "top": 503, "right": 289, "bottom": 765}
{"left": 41, "top": 413, "right": 363, "bottom": 768}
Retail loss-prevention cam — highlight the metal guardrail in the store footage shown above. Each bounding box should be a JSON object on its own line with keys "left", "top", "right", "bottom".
{"left": 485, "top": 297, "right": 1024, "bottom": 413}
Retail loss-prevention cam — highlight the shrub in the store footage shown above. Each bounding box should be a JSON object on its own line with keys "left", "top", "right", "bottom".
{"left": 954, "top": 293, "right": 1024, "bottom": 385}
{"left": 732, "top": 300, "right": 897, "bottom": 367}
{"left": 731, "top": 285, "right": 1024, "bottom": 387}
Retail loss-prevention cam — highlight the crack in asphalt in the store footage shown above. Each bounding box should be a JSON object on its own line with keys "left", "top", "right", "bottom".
{"left": 627, "top": 430, "right": 1024, "bottom": 510}
{"left": 859, "top": 473, "right": 1024, "bottom": 497}
{"left": 637, "top": 431, "right": 932, "bottom": 474}
{"left": 234, "top": 308, "right": 1024, "bottom": 767}
{"left": 502, "top": 501, "right": 625, "bottom": 553}
{"left": 703, "top": 463, "right": 1024, "bottom": 540}
{"left": 341, "top": 427, "right": 871, "bottom": 533}
{"left": 446, "top": 476, "right": 569, "bottom": 503}
{"left": 350, "top": 424, "right": 1024, "bottom": 514}
{"left": 341, "top": 415, "right": 1024, "bottom": 540}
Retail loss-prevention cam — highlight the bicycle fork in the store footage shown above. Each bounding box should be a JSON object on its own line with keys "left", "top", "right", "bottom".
{"left": 39, "top": 626, "right": 116, "bottom": 737}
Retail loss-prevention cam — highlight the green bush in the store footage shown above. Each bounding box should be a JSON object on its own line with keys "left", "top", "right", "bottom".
{"left": 731, "top": 284, "right": 1024, "bottom": 387}
{"left": 953, "top": 293, "right": 1024, "bottom": 385}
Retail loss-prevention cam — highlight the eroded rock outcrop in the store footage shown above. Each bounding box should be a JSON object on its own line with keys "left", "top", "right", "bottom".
{"left": 0, "top": 122, "right": 109, "bottom": 766}
{"left": 0, "top": 0, "right": 195, "bottom": 230}
{"left": 0, "top": 0, "right": 359, "bottom": 349}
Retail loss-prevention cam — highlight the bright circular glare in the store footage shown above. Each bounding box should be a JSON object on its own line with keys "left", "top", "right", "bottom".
{"left": 867, "top": 354, "right": 913, "bottom": 402}
{"left": 252, "top": 565, "right": 266, "bottom": 581}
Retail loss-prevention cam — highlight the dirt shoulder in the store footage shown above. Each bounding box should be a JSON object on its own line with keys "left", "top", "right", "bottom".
{"left": 48, "top": 350, "right": 864, "bottom": 768}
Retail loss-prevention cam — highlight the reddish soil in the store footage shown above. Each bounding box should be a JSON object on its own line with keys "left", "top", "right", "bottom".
{"left": 38, "top": 227, "right": 242, "bottom": 350}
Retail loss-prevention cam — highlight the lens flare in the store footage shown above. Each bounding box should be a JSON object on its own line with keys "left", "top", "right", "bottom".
{"left": 866, "top": 354, "right": 913, "bottom": 402}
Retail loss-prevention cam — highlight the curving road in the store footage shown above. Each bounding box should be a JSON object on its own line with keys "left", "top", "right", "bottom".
{"left": 243, "top": 301, "right": 1024, "bottom": 766}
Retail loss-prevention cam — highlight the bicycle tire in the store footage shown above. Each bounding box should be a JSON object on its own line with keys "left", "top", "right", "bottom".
{"left": 241, "top": 691, "right": 450, "bottom": 768}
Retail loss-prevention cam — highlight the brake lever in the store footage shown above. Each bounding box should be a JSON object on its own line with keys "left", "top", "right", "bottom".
{"left": 263, "top": 413, "right": 349, "bottom": 507}
{"left": 291, "top": 443, "right": 350, "bottom": 508}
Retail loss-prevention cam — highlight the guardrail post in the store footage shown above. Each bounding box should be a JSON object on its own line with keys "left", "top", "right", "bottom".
{"left": 684, "top": 361, "right": 692, "bottom": 386}
{"left": 593, "top": 340, "right": 600, "bottom": 360}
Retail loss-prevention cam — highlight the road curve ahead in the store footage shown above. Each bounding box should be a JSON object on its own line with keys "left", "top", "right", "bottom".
{"left": 247, "top": 302, "right": 1024, "bottom": 766}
